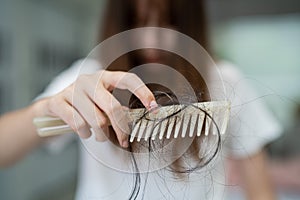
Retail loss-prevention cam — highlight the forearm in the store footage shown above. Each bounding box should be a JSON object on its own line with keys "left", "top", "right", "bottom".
{"left": 0, "top": 100, "right": 47, "bottom": 167}
{"left": 240, "top": 150, "right": 276, "bottom": 200}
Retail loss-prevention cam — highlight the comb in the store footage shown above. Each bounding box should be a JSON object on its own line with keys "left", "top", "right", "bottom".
{"left": 33, "top": 101, "right": 230, "bottom": 141}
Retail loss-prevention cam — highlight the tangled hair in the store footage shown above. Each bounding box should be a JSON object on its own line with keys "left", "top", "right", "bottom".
{"left": 125, "top": 84, "right": 221, "bottom": 199}
{"left": 109, "top": 82, "right": 221, "bottom": 199}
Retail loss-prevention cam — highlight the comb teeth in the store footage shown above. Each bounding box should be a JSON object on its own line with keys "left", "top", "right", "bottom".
{"left": 144, "top": 120, "right": 155, "bottom": 141}
{"left": 166, "top": 117, "right": 176, "bottom": 139}
{"left": 204, "top": 112, "right": 212, "bottom": 136}
{"left": 128, "top": 101, "right": 230, "bottom": 142}
{"left": 33, "top": 101, "right": 230, "bottom": 141}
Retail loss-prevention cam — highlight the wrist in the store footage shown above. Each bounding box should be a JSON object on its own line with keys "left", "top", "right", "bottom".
{"left": 30, "top": 98, "right": 50, "bottom": 118}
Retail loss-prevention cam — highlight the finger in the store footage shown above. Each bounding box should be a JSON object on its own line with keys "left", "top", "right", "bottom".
{"left": 51, "top": 100, "right": 92, "bottom": 138}
{"left": 93, "top": 111, "right": 109, "bottom": 142}
{"left": 69, "top": 87, "right": 108, "bottom": 142}
{"left": 101, "top": 71, "right": 157, "bottom": 109}
{"left": 73, "top": 74, "right": 111, "bottom": 141}
{"left": 73, "top": 90, "right": 108, "bottom": 138}
{"left": 93, "top": 87, "right": 130, "bottom": 148}
{"left": 94, "top": 126, "right": 109, "bottom": 142}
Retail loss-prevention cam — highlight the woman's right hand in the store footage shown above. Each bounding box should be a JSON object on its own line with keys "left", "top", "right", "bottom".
{"left": 36, "top": 70, "right": 157, "bottom": 148}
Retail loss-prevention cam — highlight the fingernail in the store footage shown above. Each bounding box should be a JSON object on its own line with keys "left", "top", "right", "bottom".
{"left": 95, "top": 131, "right": 107, "bottom": 142}
{"left": 149, "top": 100, "right": 158, "bottom": 109}
{"left": 79, "top": 129, "right": 91, "bottom": 139}
{"left": 122, "top": 140, "right": 129, "bottom": 148}
{"left": 149, "top": 100, "right": 159, "bottom": 114}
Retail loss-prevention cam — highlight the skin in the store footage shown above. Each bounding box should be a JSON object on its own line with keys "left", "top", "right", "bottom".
{"left": 227, "top": 150, "right": 276, "bottom": 200}
{"left": 241, "top": 151, "right": 276, "bottom": 200}
{"left": 0, "top": 70, "right": 157, "bottom": 167}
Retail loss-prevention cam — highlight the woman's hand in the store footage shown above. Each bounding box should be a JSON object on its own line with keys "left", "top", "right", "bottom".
{"left": 39, "top": 70, "right": 156, "bottom": 148}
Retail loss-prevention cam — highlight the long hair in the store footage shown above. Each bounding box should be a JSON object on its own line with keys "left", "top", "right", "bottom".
{"left": 100, "top": 0, "right": 209, "bottom": 50}
{"left": 100, "top": 0, "right": 211, "bottom": 101}
{"left": 98, "top": 0, "right": 220, "bottom": 198}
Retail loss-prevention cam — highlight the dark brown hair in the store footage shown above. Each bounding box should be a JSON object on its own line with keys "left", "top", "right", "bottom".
{"left": 99, "top": 1, "right": 219, "bottom": 198}
{"left": 100, "top": 0, "right": 210, "bottom": 101}
{"left": 101, "top": 0, "right": 209, "bottom": 50}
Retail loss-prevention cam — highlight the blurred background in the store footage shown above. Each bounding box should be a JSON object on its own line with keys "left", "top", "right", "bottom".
{"left": 0, "top": 0, "right": 299, "bottom": 199}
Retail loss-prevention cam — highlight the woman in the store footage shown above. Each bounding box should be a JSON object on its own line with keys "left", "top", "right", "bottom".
{"left": 0, "top": 0, "right": 281, "bottom": 199}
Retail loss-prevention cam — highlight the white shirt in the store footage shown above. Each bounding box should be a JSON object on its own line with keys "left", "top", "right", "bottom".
{"left": 39, "top": 59, "right": 281, "bottom": 200}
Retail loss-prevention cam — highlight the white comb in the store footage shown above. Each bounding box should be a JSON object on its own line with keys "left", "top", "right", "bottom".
{"left": 33, "top": 101, "right": 230, "bottom": 141}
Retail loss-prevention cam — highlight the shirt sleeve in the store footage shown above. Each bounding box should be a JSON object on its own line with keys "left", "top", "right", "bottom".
{"left": 219, "top": 61, "right": 282, "bottom": 158}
